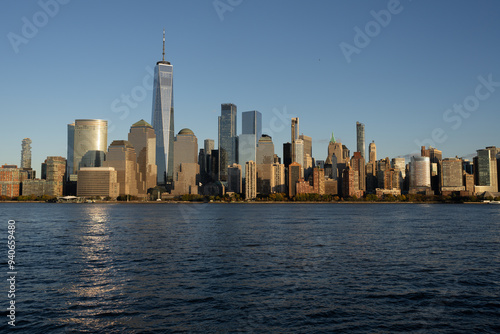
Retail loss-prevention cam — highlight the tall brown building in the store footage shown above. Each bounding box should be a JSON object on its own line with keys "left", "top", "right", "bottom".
{"left": 288, "top": 162, "right": 301, "bottom": 198}
{"left": 44, "top": 156, "right": 66, "bottom": 197}
{"left": 351, "top": 152, "right": 366, "bottom": 192}
{"left": 245, "top": 161, "right": 257, "bottom": 199}
{"left": 172, "top": 129, "right": 200, "bottom": 195}
{"left": 128, "top": 120, "right": 157, "bottom": 192}
{"left": 103, "top": 140, "right": 142, "bottom": 196}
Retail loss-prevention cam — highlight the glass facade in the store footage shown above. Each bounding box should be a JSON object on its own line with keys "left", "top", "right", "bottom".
{"left": 242, "top": 111, "right": 262, "bottom": 140}
{"left": 238, "top": 134, "right": 256, "bottom": 178}
{"left": 72, "top": 119, "right": 108, "bottom": 178}
{"left": 152, "top": 61, "right": 174, "bottom": 186}
{"left": 218, "top": 103, "right": 237, "bottom": 182}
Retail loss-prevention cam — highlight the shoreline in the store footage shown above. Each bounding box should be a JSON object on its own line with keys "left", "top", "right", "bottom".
{"left": 0, "top": 201, "right": 492, "bottom": 205}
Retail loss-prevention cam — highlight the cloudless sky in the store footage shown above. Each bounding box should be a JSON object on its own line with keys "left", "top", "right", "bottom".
{"left": 1, "top": 0, "right": 500, "bottom": 175}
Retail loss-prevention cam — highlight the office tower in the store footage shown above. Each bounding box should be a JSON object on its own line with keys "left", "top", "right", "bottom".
{"left": 44, "top": 156, "right": 66, "bottom": 197}
{"left": 256, "top": 135, "right": 274, "bottom": 164}
{"left": 257, "top": 163, "right": 274, "bottom": 195}
{"left": 151, "top": 30, "right": 175, "bottom": 186}
{"left": 410, "top": 156, "right": 431, "bottom": 190}
{"left": 238, "top": 133, "right": 256, "bottom": 177}
{"left": 475, "top": 147, "right": 498, "bottom": 193}
{"left": 273, "top": 163, "right": 286, "bottom": 194}
{"left": 239, "top": 111, "right": 262, "bottom": 178}
{"left": 171, "top": 129, "right": 199, "bottom": 195}
{"left": 392, "top": 157, "right": 406, "bottom": 190}
{"left": 218, "top": 103, "right": 238, "bottom": 182}
{"left": 227, "top": 163, "right": 242, "bottom": 193}
{"left": 70, "top": 119, "right": 108, "bottom": 179}
{"left": 356, "top": 122, "right": 365, "bottom": 160}
{"left": 245, "top": 161, "right": 257, "bottom": 199}
{"left": 21, "top": 138, "right": 32, "bottom": 169}
{"left": 128, "top": 120, "right": 157, "bottom": 192}
{"left": 103, "top": 140, "right": 141, "bottom": 196}
{"left": 67, "top": 123, "right": 75, "bottom": 178}
{"left": 211, "top": 149, "right": 219, "bottom": 181}
{"left": 299, "top": 134, "right": 312, "bottom": 162}
{"left": 0, "top": 165, "right": 21, "bottom": 197}
{"left": 421, "top": 146, "right": 443, "bottom": 194}
{"left": 288, "top": 162, "right": 301, "bottom": 198}
{"left": 80, "top": 150, "right": 106, "bottom": 169}
{"left": 441, "top": 158, "right": 464, "bottom": 194}
{"left": 283, "top": 143, "right": 292, "bottom": 168}
{"left": 291, "top": 117, "right": 299, "bottom": 163}
{"left": 327, "top": 133, "right": 343, "bottom": 163}
{"left": 202, "top": 139, "right": 215, "bottom": 177}
{"left": 294, "top": 139, "right": 304, "bottom": 167}
{"left": 369, "top": 141, "right": 376, "bottom": 163}
{"left": 351, "top": 152, "right": 366, "bottom": 192}
{"left": 242, "top": 111, "right": 262, "bottom": 141}
{"left": 77, "top": 167, "right": 119, "bottom": 198}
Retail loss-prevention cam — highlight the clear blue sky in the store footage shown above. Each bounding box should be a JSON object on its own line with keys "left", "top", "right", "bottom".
{"left": 1, "top": 0, "right": 500, "bottom": 175}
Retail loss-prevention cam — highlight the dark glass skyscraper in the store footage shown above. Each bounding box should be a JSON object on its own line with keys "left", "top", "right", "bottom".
{"left": 152, "top": 30, "right": 174, "bottom": 186}
{"left": 218, "top": 103, "right": 238, "bottom": 182}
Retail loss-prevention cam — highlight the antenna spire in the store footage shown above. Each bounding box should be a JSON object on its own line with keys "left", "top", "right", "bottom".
{"left": 162, "top": 29, "right": 165, "bottom": 61}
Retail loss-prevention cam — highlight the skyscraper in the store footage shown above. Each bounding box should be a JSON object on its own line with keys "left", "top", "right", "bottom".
{"left": 369, "top": 141, "right": 376, "bottom": 163}
{"left": 67, "top": 123, "right": 75, "bottom": 179}
{"left": 152, "top": 30, "right": 174, "bottom": 186}
{"left": 245, "top": 161, "right": 257, "bottom": 199}
{"left": 356, "top": 122, "right": 365, "bottom": 160}
{"left": 475, "top": 147, "right": 498, "bottom": 193}
{"left": 291, "top": 117, "right": 299, "bottom": 163}
{"left": 128, "top": 120, "right": 157, "bottom": 192}
{"left": 21, "top": 138, "right": 32, "bottom": 169}
{"left": 218, "top": 103, "right": 238, "bottom": 182}
{"left": 242, "top": 111, "right": 262, "bottom": 141}
{"left": 172, "top": 128, "right": 199, "bottom": 195}
{"left": 410, "top": 156, "right": 431, "bottom": 190}
{"left": 70, "top": 119, "right": 108, "bottom": 179}
{"left": 227, "top": 163, "right": 242, "bottom": 193}
{"left": 103, "top": 140, "right": 141, "bottom": 196}
{"left": 256, "top": 135, "right": 274, "bottom": 164}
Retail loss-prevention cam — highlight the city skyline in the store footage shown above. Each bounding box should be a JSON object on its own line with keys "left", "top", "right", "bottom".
{"left": 2, "top": 1, "right": 500, "bottom": 175}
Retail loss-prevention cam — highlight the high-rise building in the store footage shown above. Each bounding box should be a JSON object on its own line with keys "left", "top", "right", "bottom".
{"left": 421, "top": 146, "right": 443, "bottom": 194}
{"left": 202, "top": 139, "right": 215, "bottom": 177}
{"left": 369, "top": 141, "right": 376, "bottom": 163}
{"left": 299, "top": 134, "right": 312, "bottom": 163}
{"left": 77, "top": 167, "right": 119, "bottom": 198}
{"left": 172, "top": 128, "right": 199, "bottom": 195}
{"left": 356, "top": 122, "right": 365, "bottom": 160}
{"left": 151, "top": 30, "right": 174, "bottom": 186}
{"left": 351, "top": 152, "right": 366, "bottom": 192}
{"left": 291, "top": 118, "right": 299, "bottom": 163}
{"left": 256, "top": 135, "right": 274, "bottom": 164}
{"left": 242, "top": 111, "right": 262, "bottom": 141}
{"left": 21, "top": 138, "right": 32, "bottom": 169}
{"left": 238, "top": 133, "right": 256, "bottom": 177}
{"left": 218, "top": 103, "right": 238, "bottom": 182}
{"left": 283, "top": 142, "right": 292, "bottom": 168}
{"left": 67, "top": 123, "right": 75, "bottom": 179}
{"left": 441, "top": 158, "right": 464, "bottom": 193}
{"left": 474, "top": 147, "right": 498, "bottom": 193}
{"left": 44, "top": 156, "right": 66, "bottom": 197}
{"left": 128, "top": 120, "right": 157, "bottom": 192}
{"left": 227, "top": 163, "right": 242, "bottom": 193}
{"left": 239, "top": 111, "right": 262, "bottom": 178}
{"left": 273, "top": 163, "right": 286, "bottom": 194}
{"left": 69, "top": 119, "right": 108, "bottom": 180}
{"left": 409, "top": 156, "right": 431, "bottom": 191}
{"left": 245, "top": 161, "right": 257, "bottom": 199}
{"left": 103, "top": 140, "right": 141, "bottom": 196}
{"left": 288, "top": 162, "right": 301, "bottom": 198}
{"left": 0, "top": 165, "right": 21, "bottom": 197}
{"left": 257, "top": 163, "right": 274, "bottom": 195}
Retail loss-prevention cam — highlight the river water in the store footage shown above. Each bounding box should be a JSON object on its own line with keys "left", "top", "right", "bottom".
{"left": 1, "top": 203, "right": 499, "bottom": 333}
